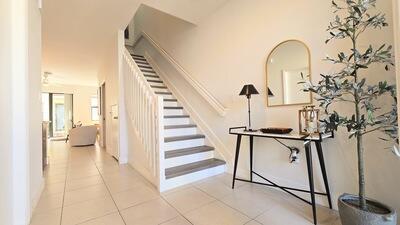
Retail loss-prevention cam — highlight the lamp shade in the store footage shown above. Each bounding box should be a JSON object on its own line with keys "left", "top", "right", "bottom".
{"left": 268, "top": 88, "right": 274, "bottom": 97}
{"left": 239, "top": 84, "right": 259, "bottom": 97}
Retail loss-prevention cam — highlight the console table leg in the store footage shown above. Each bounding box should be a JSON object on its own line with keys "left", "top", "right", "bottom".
{"left": 249, "top": 136, "right": 254, "bottom": 182}
{"left": 305, "top": 143, "right": 317, "bottom": 225}
{"left": 315, "top": 141, "right": 333, "bottom": 209}
{"left": 232, "top": 135, "right": 242, "bottom": 189}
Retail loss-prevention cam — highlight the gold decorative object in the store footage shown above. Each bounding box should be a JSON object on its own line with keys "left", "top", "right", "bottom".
{"left": 298, "top": 105, "right": 319, "bottom": 135}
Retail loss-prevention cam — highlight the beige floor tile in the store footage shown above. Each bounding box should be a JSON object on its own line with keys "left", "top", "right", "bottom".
{"left": 105, "top": 176, "right": 149, "bottom": 194}
{"left": 45, "top": 174, "right": 67, "bottom": 184}
{"left": 164, "top": 187, "right": 215, "bottom": 214}
{"left": 160, "top": 216, "right": 192, "bottom": 225}
{"left": 216, "top": 173, "right": 247, "bottom": 188}
{"left": 41, "top": 181, "right": 66, "bottom": 196}
{"left": 30, "top": 208, "right": 61, "bottom": 225}
{"left": 65, "top": 175, "right": 104, "bottom": 191}
{"left": 255, "top": 205, "right": 309, "bottom": 225}
{"left": 67, "top": 169, "right": 100, "bottom": 180}
{"left": 194, "top": 176, "right": 238, "bottom": 199}
{"left": 101, "top": 171, "right": 143, "bottom": 183}
{"left": 245, "top": 220, "right": 263, "bottom": 225}
{"left": 97, "top": 164, "right": 135, "bottom": 175}
{"left": 79, "top": 212, "right": 125, "bottom": 225}
{"left": 34, "top": 193, "right": 64, "bottom": 213}
{"left": 221, "top": 184, "right": 277, "bottom": 218}
{"left": 61, "top": 196, "right": 117, "bottom": 225}
{"left": 160, "top": 183, "right": 193, "bottom": 197}
{"left": 112, "top": 185, "right": 159, "bottom": 210}
{"left": 44, "top": 167, "right": 67, "bottom": 177}
{"left": 63, "top": 184, "right": 110, "bottom": 206}
{"left": 185, "top": 201, "right": 250, "bottom": 225}
{"left": 120, "top": 198, "right": 179, "bottom": 225}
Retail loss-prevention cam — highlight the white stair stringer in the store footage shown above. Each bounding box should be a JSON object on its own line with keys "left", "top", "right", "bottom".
{"left": 130, "top": 53, "right": 226, "bottom": 192}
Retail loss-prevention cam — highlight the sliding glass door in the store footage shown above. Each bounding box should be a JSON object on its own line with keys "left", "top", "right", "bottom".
{"left": 42, "top": 93, "right": 73, "bottom": 138}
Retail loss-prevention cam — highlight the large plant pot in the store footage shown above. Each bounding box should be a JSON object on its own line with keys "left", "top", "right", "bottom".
{"left": 338, "top": 193, "right": 397, "bottom": 225}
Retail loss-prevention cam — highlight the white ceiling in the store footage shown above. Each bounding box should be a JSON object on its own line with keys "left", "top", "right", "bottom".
{"left": 42, "top": 0, "right": 141, "bottom": 86}
{"left": 42, "top": 0, "right": 229, "bottom": 86}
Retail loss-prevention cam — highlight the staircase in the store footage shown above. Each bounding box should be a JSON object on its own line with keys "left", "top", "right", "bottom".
{"left": 124, "top": 52, "right": 226, "bottom": 191}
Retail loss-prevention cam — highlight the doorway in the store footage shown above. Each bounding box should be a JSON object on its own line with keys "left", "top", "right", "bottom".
{"left": 42, "top": 93, "right": 74, "bottom": 138}
{"left": 100, "top": 82, "right": 106, "bottom": 147}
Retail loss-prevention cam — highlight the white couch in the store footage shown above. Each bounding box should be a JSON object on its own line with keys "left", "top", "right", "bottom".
{"left": 68, "top": 125, "right": 98, "bottom": 147}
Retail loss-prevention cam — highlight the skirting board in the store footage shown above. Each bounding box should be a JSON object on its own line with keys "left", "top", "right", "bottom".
{"left": 30, "top": 177, "right": 44, "bottom": 217}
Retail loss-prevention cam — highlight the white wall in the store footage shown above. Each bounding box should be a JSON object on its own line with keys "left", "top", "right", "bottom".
{"left": 0, "top": 0, "right": 43, "bottom": 224}
{"left": 133, "top": 0, "right": 400, "bottom": 217}
{"left": 0, "top": 0, "right": 14, "bottom": 223}
{"left": 28, "top": 0, "right": 44, "bottom": 218}
{"left": 42, "top": 84, "right": 98, "bottom": 126}
{"left": 98, "top": 33, "right": 120, "bottom": 156}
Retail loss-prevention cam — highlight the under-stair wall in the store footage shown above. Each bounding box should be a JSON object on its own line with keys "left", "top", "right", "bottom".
{"left": 132, "top": 36, "right": 234, "bottom": 172}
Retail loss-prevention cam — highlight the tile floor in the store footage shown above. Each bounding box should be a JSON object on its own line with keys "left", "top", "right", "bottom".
{"left": 30, "top": 141, "right": 341, "bottom": 225}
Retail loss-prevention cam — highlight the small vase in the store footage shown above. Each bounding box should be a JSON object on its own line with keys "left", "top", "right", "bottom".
{"left": 338, "top": 193, "right": 397, "bottom": 225}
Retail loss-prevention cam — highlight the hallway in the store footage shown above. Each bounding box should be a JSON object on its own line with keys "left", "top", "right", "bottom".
{"left": 30, "top": 142, "right": 340, "bottom": 225}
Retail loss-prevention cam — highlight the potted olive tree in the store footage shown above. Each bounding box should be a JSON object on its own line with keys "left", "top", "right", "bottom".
{"left": 304, "top": 0, "right": 398, "bottom": 225}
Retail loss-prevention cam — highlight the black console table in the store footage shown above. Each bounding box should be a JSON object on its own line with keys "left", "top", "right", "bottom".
{"left": 229, "top": 127, "right": 334, "bottom": 225}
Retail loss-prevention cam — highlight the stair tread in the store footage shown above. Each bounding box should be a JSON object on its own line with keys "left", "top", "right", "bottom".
{"left": 164, "top": 99, "right": 178, "bottom": 102}
{"left": 165, "top": 158, "right": 225, "bottom": 179}
{"left": 145, "top": 74, "right": 159, "bottom": 78}
{"left": 133, "top": 57, "right": 147, "bottom": 61}
{"left": 134, "top": 59, "right": 147, "bottom": 63}
{"left": 165, "top": 124, "right": 196, "bottom": 129}
{"left": 143, "top": 70, "right": 157, "bottom": 74}
{"left": 131, "top": 54, "right": 144, "bottom": 58}
{"left": 140, "top": 68, "right": 155, "bottom": 72}
{"left": 156, "top": 92, "right": 173, "bottom": 95}
{"left": 165, "top": 134, "right": 205, "bottom": 142}
{"left": 138, "top": 65, "right": 153, "bottom": 69}
{"left": 151, "top": 85, "right": 167, "bottom": 89}
{"left": 164, "top": 106, "right": 183, "bottom": 110}
{"left": 147, "top": 80, "right": 163, "bottom": 83}
{"left": 164, "top": 115, "right": 189, "bottom": 118}
{"left": 165, "top": 145, "right": 214, "bottom": 159}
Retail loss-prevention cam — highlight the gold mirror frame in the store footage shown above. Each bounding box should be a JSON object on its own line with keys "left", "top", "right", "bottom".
{"left": 266, "top": 40, "right": 312, "bottom": 107}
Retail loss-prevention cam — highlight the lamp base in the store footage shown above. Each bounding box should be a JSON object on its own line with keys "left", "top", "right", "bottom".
{"left": 244, "top": 128, "right": 258, "bottom": 132}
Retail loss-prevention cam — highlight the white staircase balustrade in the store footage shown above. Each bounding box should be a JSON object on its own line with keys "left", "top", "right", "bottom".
{"left": 122, "top": 48, "right": 226, "bottom": 192}
{"left": 122, "top": 48, "right": 165, "bottom": 190}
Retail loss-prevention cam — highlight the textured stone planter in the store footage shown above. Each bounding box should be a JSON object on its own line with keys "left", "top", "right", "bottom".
{"left": 338, "top": 193, "right": 397, "bottom": 225}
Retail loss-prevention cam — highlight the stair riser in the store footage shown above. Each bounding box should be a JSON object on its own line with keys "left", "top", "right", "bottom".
{"left": 143, "top": 72, "right": 157, "bottom": 77}
{"left": 164, "top": 118, "right": 190, "bottom": 126}
{"left": 164, "top": 127, "right": 197, "bottom": 137}
{"left": 159, "top": 94, "right": 175, "bottom": 99}
{"left": 164, "top": 151, "right": 214, "bottom": 168}
{"left": 146, "top": 77, "right": 162, "bottom": 82}
{"left": 152, "top": 87, "right": 169, "bottom": 92}
{"left": 164, "top": 109, "right": 184, "bottom": 116}
{"left": 165, "top": 139, "right": 204, "bottom": 151}
{"left": 160, "top": 165, "right": 225, "bottom": 192}
{"left": 147, "top": 80, "right": 163, "bottom": 85}
{"left": 163, "top": 101, "right": 179, "bottom": 107}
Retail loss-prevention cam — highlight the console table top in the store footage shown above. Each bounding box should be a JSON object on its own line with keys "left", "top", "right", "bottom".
{"left": 229, "top": 127, "right": 333, "bottom": 141}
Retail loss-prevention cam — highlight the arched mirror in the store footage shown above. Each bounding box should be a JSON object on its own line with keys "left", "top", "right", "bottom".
{"left": 266, "top": 40, "right": 312, "bottom": 107}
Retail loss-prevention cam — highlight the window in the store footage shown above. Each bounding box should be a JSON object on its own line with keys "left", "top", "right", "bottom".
{"left": 91, "top": 96, "right": 99, "bottom": 121}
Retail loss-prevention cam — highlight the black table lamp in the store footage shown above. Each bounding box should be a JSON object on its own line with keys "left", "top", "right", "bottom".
{"left": 268, "top": 88, "right": 274, "bottom": 97}
{"left": 239, "top": 84, "right": 259, "bottom": 132}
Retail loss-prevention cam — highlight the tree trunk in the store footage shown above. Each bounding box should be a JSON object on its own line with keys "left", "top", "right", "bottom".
{"left": 352, "top": 24, "right": 367, "bottom": 210}
{"left": 357, "top": 133, "right": 367, "bottom": 210}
